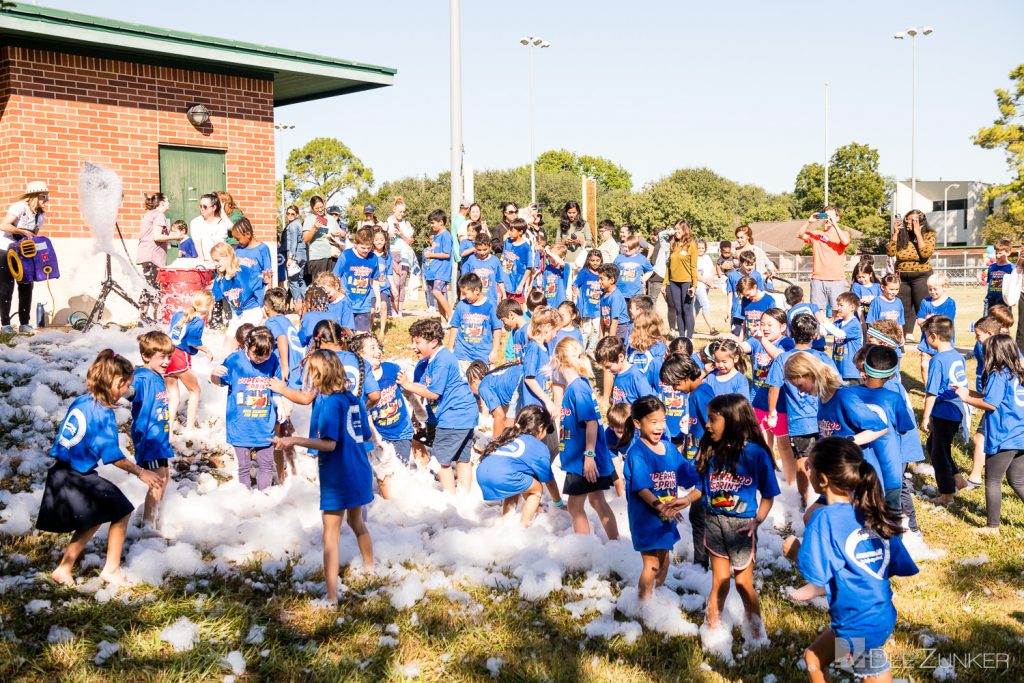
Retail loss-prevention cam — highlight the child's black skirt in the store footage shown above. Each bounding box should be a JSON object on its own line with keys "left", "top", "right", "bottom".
{"left": 36, "top": 460, "right": 135, "bottom": 533}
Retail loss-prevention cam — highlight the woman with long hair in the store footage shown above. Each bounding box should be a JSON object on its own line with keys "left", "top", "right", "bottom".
{"left": 302, "top": 195, "right": 343, "bottom": 284}
{"left": 557, "top": 200, "right": 591, "bottom": 266}
{"left": 189, "top": 192, "right": 231, "bottom": 262}
{"left": 666, "top": 220, "right": 698, "bottom": 338}
{"left": 886, "top": 209, "right": 935, "bottom": 339}
{"left": 0, "top": 181, "right": 48, "bottom": 334}
{"left": 136, "top": 192, "right": 176, "bottom": 320}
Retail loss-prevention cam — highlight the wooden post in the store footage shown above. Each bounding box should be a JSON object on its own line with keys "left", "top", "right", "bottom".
{"left": 582, "top": 176, "right": 598, "bottom": 241}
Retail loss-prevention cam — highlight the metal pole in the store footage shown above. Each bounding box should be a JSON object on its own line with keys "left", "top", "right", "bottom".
{"left": 449, "top": 0, "right": 463, "bottom": 222}
{"left": 824, "top": 82, "right": 829, "bottom": 207}
{"left": 529, "top": 45, "right": 536, "bottom": 205}
{"left": 911, "top": 34, "right": 916, "bottom": 209}
{"left": 943, "top": 184, "right": 949, "bottom": 248}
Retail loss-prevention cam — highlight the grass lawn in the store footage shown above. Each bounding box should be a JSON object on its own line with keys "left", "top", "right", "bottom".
{"left": 1, "top": 286, "right": 1023, "bottom": 682}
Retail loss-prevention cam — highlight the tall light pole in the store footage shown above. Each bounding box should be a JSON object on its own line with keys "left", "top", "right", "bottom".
{"left": 520, "top": 36, "right": 550, "bottom": 205}
{"left": 450, "top": 0, "right": 463, "bottom": 228}
{"left": 943, "top": 183, "right": 960, "bottom": 247}
{"left": 894, "top": 26, "right": 933, "bottom": 210}
{"left": 824, "top": 82, "right": 829, "bottom": 206}
{"left": 274, "top": 123, "right": 295, "bottom": 228}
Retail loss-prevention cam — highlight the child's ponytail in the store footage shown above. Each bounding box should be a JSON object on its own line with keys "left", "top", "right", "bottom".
{"left": 481, "top": 405, "right": 553, "bottom": 459}
{"left": 617, "top": 396, "right": 665, "bottom": 451}
{"left": 810, "top": 437, "right": 903, "bottom": 539}
{"left": 87, "top": 349, "right": 134, "bottom": 406}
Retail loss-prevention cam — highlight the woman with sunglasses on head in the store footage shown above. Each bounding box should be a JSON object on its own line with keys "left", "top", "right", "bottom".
{"left": 0, "top": 181, "right": 49, "bottom": 335}
{"left": 494, "top": 201, "right": 518, "bottom": 244}
{"left": 886, "top": 209, "right": 935, "bottom": 340}
{"left": 189, "top": 192, "right": 231, "bottom": 263}
{"left": 282, "top": 204, "right": 307, "bottom": 302}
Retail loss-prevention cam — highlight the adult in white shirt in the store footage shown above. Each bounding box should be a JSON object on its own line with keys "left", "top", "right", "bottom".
{"left": 386, "top": 196, "right": 416, "bottom": 314}
{"left": 733, "top": 224, "right": 777, "bottom": 279}
{"left": 189, "top": 193, "right": 231, "bottom": 262}
{"left": 0, "top": 180, "right": 48, "bottom": 334}
{"left": 694, "top": 239, "right": 718, "bottom": 334}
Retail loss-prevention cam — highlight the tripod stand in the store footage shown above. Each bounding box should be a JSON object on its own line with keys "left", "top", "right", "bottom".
{"left": 82, "top": 253, "right": 156, "bottom": 332}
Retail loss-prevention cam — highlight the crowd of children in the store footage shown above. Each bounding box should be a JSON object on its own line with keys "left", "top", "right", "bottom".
{"left": 35, "top": 207, "right": 1024, "bottom": 681}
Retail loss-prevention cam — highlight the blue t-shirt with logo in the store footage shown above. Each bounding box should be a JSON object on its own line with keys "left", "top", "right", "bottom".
{"left": 212, "top": 265, "right": 263, "bottom": 314}
{"left": 375, "top": 252, "right": 393, "bottom": 293}
{"left": 613, "top": 253, "right": 653, "bottom": 299}
{"left": 625, "top": 437, "right": 699, "bottom": 551}
{"left": 767, "top": 349, "right": 837, "bottom": 435}
{"left": 333, "top": 248, "right": 380, "bottom": 314}
{"left": 846, "top": 385, "right": 915, "bottom": 493}
{"left": 925, "top": 348, "right": 967, "bottom": 422}
{"left": 915, "top": 297, "right": 957, "bottom": 355}
{"left": 699, "top": 442, "right": 780, "bottom": 518}
{"left": 573, "top": 268, "right": 603, "bottom": 319}
{"left": 542, "top": 263, "right": 568, "bottom": 307}
{"left": 727, "top": 269, "right": 765, "bottom": 319}
{"left": 987, "top": 262, "right": 1014, "bottom": 305}
{"left": 747, "top": 337, "right": 794, "bottom": 411}
{"left": 478, "top": 363, "right": 524, "bottom": 412}
{"left": 559, "top": 377, "right": 615, "bottom": 478}
{"left": 501, "top": 238, "right": 535, "bottom": 294}
{"left": 463, "top": 254, "right": 508, "bottom": 307}
{"left": 265, "top": 314, "right": 305, "bottom": 390}
{"left": 422, "top": 347, "right": 478, "bottom": 429}
{"left": 219, "top": 350, "right": 281, "bottom": 448}
{"left": 51, "top": 395, "right": 124, "bottom": 473}
{"left": 600, "top": 289, "right": 630, "bottom": 331}
{"left": 311, "top": 391, "right": 374, "bottom": 510}
{"left": 169, "top": 311, "right": 205, "bottom": 355}
{"left": 520, "top": 340, "right": 553, "bottom": 408}
{"left": 982, "top": 369, "right": 1024, "bottom": 455}
{"left": 424, "top": 231, "right": 454, "bottom": 282}
{"left": 866, "top": 297, "right": 904, "bottom": 326}
{"left": 131, "top": 367, "right": 172, "bottom": 463}
{"left": 476, "top": 434, "right": 554, "bottom": 501}
{"left": 611, "top": 365, "right": 654, "bottom": 405}
{"left": 787, "top": 302, "right": 826, "bottom": 351}
{"left": 450, "top": 299, "right": 503, "bottom": 363}
{"left": 370, "top": 362, "right": 414, "bottom": 441}
{"left": 832, "top": 316, "right": 864, "bottom": 380}
{"left": 740, "top": 294, "right": 774, "bottom": 338}
{"left": 628, "top": 341, "right": 667, "bottom": 389}
{"left": 799, "top": 502, "right": 918, "bottom": 650}
{"left": 659, "top": 382, "right": 689, "bottom": 440}
{"left": 817, "top": 386, "right": 886, "bottom": 480}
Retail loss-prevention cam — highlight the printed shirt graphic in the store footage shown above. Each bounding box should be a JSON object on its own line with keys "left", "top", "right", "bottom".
{"left": 222, "top": 350, "right": 281, "bottom": 447}
{"left": 727, "top": 269, "right": 765, "bottom": 318}
{"left": 625, "top": 437, "right": 698, "bottom": 551}
{"left": 658, "top": 382, "right": 689, "bottom": 439}
{"left": 799, "top": 502, "right": 918, "bottom": 649}
{"left": 573, "top": 268, "right": 603, "bottom": 319}
{"left": 450, "top": 299, "right": 503, "bottom": 362}
{"left": 832, "top": 317, "right": 864, "bottom": 379}
{"left": 611, "top": 365, "right": 654, "bottom": 405}
{"left": 424, "top": 231, "right": 454, "bottom": 281}
{"left": 925, "top": 349, "right": 968, "bottom": 421}
{"left": 559, "top": 377, "right": 615, "bottom": 477}
{"left": 476, "top": 434, "right": 555, "bottom": 501}
{"left": 600, "top": 289, "right": 629, "bottom": 329}
{"left": 915, "top": 296, "right": 957, "bottom": 354}
{"left": 866, "top": 297, "right": 904, "bottom": 325}
{"left": 333, "top": 249, "right": 380, "bottom": 313}
{"left": 543, "top": 264, "right": 567, "bottom": 307}
{"left": 699, "top": 442, "right": 780, "bottom": 518}
{"left": 212, "top": 265, "right": 262, "bottom": 314}
{"left": 987, "top": 262, "right": 1013, "bottom": 302}
{"left": 463, "top": 254, "right": 507, "bottom": 306}
{"left": 131, "top": 367, "right": 172, "bottom": 462}
{"left": 51, "top": 394, "right": 124, "bottom": 473}
{"left": 628, "top": 341, "right": 667, "bottom": 389}
{"left": 370, "top": 362, "right": 414, "bottom": 441}
{"left": 740, "top": 294, "right": 773, "bottom": 338}
{"left": 613, "top": 254, "right": 652, "bottom": 299}
{"left": 501, "top": 238, "right": 535, "bottom": 293}
{"left": 168, "top": 311, "right": 205, "bottom": 355}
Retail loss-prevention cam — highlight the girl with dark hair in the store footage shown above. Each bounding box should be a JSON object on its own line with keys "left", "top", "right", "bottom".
{"left": 371, "top": 227, "right": 393, "bottom": 335}
{"left": 695, "top": 393, "right": 779, "bottom": 647}
{"left": 232, "top": 216, "right": 274, "bottom": 288}
{"left": 619, "top": 396, "right": 700, "bottom": 599}
{"left": 666, "top": 220, "right": 698, "bottom": 338}
{"left": 785, "top": 437, "right": 918, "bottom": 682}
{"left": 476, "top": 406, "right": 563, "bottom": 527}
{"left": 886, "top": 209, "right": 936, "bottom": 338}
{"left": 557, "top": 200, "right": 591, "bottom": 264}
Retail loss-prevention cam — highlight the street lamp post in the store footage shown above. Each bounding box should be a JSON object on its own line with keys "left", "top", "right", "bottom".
{"left": 274, "top": 123, "right": 295, "bottom": 228}
{"left": 943, "top": 183, "right": 960, "bottom": 247}
{"left": 519, "top": 36, "right": 550, "bottom": 205}
{"left": 894, "top": 26, "right": 933, "bottom": 210}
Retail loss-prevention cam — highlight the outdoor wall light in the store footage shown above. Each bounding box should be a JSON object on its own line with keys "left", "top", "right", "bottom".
{"left": 186, "top": 103, "right": 211, "bottom": 127}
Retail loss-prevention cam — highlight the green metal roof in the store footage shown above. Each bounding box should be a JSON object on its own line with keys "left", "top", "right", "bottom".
{"left": 0, "top": 2, "right": 395, "bottom": 106}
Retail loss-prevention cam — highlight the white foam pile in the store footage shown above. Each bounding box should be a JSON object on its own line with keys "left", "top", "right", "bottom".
{"left": 0, "top": 328, "right": 947, "bottom": 667}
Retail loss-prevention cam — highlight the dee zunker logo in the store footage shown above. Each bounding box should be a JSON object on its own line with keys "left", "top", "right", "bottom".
{"left": 835, "top": 637, "right": 1013, "bottom": 675}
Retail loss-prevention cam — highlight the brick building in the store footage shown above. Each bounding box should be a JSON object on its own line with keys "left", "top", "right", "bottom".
{"left": 0, "top": 3, "right": 394, "bottom": 324}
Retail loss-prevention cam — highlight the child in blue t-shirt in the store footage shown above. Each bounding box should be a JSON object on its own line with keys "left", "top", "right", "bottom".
{"left": 423, "top": 210, "right": 455, "bottom": 320}
{"left": 726, "top": 252, "right": 764, "bottom": 336}
{"left": 915, "top": 273, "right": 956, "bottom": 384}
{"left": 541, "top": 243, "right": 570, "bottom": 308}
{"left": 597, "top": 263, "right": 630, "bottom": 339}
{"left": 211, "top": 242, "right": 264, "bottom": 353}
{"left": 786, "top": 438, "right": 918, "bottom": 681}
{"left": 865, "top": 274, "right": 904, "bottom": 327}
{"left": 784, "top": 285, "right": 826, "bottom": 352}
{"left": 596, "top": 335, "right": 655, "bottom": 407}
{"left": 333, "top": 229, "right": 381, "bottom": 332}
{"left": 737, "top": 276, "right": 773, "bottom": 340}
{"left": 704, "top": 338, "right": 752, "bottom": 398}
{"left": 131, "top": 331, "right": 176, "bottom": 531}
{"left": 397, "top": 318, "right": 479, "bottom": 495}
{"left": 263, "top": 288, "right": 304, "bottom": 394}
{"left": 985, "top": 239, "right": 1014, "bottom": 313}
{"left": 231, "top": 218, "right": 273, "bottom": 297}
{"left": 921, "top": 315, "right": 970, "bottom": 504}
{"left": 363, "top": 338, "right": 415, "bottom": 467}
{"left": 552, "top": 301, "right": 586, "bottom": 354}
{"left": 447, "top": 272, "right": 504, "bottom": 366}
{"left": 622, "top": 396, "right": 700, "bottom": 599}
{"left": 466, "top": 360, "right": 524, "bottom": 439}
{"left": 694, "top": 393, "right": 779, "bottom": 645}
{"left": 167, "top": 289, "right": 214, "bottom": 437}
{"left": 613, "top": 237, "right": 654, "bottom": 302}
{"left": 851, "top": 260, "right": 881, "bottom": 321}
{"left": 520, "top": 307, "right": 560, "bottom": 413}
{"left": 462, "top": 233, "right": 508, "bottom": 307}
{"left": 501, "top": 220, "right": 536, "bottom": 300}
{"left": 372, "top": 229, "right": 394, "bottom": 335}
{"left": 739, "top": 308, "right": 794, "bottom": 455}
{"left": 37, "top": 350, "right": 164, "bottom": 587}
{"left": 550, "top": 336, "right": 620, "bottom": 540}
{"left": 497, "top": 298, "right": 529, "bottom": 362}
{"left": 171, "top": 220, "right": 197, "bottom": 258}
{"left": 832, "top": 292, "right": 864, "bottom": 382}
{"left": 458, "top": 221, "right": 478, "bottom": 261}
{"left": 212, "top": 326, "right": 282, "bottom": 491}
{"left": 626, "top": 307, "right": 668, "bottom": 388}
{"left": 476, "top": 406, "right": 563, "bottom": 527}
{"left": 573, "top": 249, "right": 604, "bottom": 349}
{"left": 271, "top": 350, "right": 375, "bottom": 607}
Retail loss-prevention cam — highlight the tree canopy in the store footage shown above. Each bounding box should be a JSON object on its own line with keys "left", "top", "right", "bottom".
{"left": 535, "top": 149, "right": 633, "bottom": 191}
{"left": 973, "top": 64, "right": 1024, "bottom": 234}
{"left": 283, "top": 137, "right": 373, "bottom": 215}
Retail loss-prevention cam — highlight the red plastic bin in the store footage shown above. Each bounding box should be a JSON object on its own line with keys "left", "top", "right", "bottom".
{"left": 157, "top": 267, "right": 213, "bottom": 325}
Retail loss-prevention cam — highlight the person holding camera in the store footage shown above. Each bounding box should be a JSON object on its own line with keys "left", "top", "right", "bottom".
{"left": 797, "top": 206, "right": 850, "bottom": 318}
{"left": 886, "top": 209, "right": 935, "bottom": 338}
{"left": 556, "top": 200, "right": 591, "bottom": 267}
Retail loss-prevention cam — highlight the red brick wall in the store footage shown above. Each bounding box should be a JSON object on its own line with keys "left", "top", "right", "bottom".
{"left": 0, "top": 46, "right": 276, "bottom": 243}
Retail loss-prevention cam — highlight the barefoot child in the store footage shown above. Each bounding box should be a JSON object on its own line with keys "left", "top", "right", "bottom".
{"left": 211, "top": 241, "right": 264, "bottom": 354}
{"left": 621, "top": 396, "right": 700, "bottom": 599}
{"left": 466, "top": 360, "right": 523, "bottom": 438}
{"left": 477, "top": 406, "right": 564, "bottom": 527}
{"left": 272, "top": 350, "right": 374, "bottom": 606}
{"left": 37, "top": 350, "right": 164, "bottom": 586}
{"left": 264, "top": 287, "right": 303, "bottom": 482}
{"left": 131, "top": 332, "right": 175, "bottom": 531}
{"left": 166, "top": 290, "right": 214, "bottom": 435}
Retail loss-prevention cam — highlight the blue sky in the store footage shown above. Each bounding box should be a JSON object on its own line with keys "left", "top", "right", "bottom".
{"left": 45, "top": 0, "right": 1024, "bottom": 194}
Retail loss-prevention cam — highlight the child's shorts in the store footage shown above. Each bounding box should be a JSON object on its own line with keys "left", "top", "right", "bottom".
{"left": 754, "top": 407, "right": 788, "bottom": 437}
{"left": 140, "top": 458, "right": 170, "bottom": 471}
{"left": 704, "top": 514, "right": 756, "bottom": 571}
{"left": 730, "top": 317, "right": 744, "bottom": 337}
{"left": 976, "top": 420, "right": 986, "bottom": 436}
{"left": 392, "top": 439, "right": 412, "bottom": 465}
{"left": 431, "top": 427, "right": 475, "bottom": 467}
{"left": 378, "top": 290, "right": 393, "bottom": 314}
{"left": 166, "top": 347, "right": 192, "bottom": 375}
{"left": 226, "top": 306, "right": 264, "bottom": 340}
{"left": 835, "top": 636, "right": 891, "bottom": 678}
{"left": 562, "top": 471, "right": 618, "bottom": 496}
{"left": 790, "top": 434, "right": 817, "bottom": 458}
{"left": 884, "top": 487, "right": 902, "bottom": 513}
{"left": 427, "top": 279, "right": 449, "bottom": 296}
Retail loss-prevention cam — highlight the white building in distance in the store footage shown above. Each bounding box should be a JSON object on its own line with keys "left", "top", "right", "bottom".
{"left": 892, "top": 180, "right": 993, "bottom": 248}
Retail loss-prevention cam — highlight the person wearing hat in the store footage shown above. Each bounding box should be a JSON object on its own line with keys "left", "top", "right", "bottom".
{"left": 0, "top": 181, "right": 49, "bottom": 334}
{"left": 452, "top": 199, "right": 470, "bottom": 241}
{"left": 359, "top": 202, "right": 383, "bottom": 230}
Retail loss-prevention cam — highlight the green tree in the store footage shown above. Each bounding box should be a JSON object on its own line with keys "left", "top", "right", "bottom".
{"left": 793, "top": 162, "right": 825, "bottom": 215}
{"left": 285, "top": 137, "right": 373, "bottom": 216}
{"left": 973, "top": 64, "right": 1024, "bottom": 230}
{"left": 535, "top": 149, "right": 632, "bottom": 191}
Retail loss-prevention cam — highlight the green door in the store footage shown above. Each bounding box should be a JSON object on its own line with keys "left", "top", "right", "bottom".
{"left": 159, "top": 146, "right": 227, "bottom": 262}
